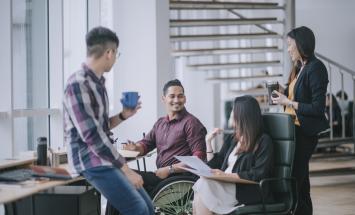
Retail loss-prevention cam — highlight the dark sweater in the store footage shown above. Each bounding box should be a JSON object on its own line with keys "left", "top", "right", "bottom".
{"left": 208, "top": 133, "right": 274, "bottom": 205}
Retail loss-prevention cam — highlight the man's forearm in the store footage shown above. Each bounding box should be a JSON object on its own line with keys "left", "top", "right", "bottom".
{"left": 109, "top": 113, "right": 124, "bottom": 129}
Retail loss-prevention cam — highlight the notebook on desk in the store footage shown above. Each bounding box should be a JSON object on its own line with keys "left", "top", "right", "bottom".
{"left": 30, "top": 165, "right": 72, "bottom": 180}
{"left": 0, "top": 168, "right": 33, "bottom": 182}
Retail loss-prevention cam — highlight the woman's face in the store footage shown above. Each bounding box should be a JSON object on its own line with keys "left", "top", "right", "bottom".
{"left": 287, "top": 37, "right": 301, "bottom": 62}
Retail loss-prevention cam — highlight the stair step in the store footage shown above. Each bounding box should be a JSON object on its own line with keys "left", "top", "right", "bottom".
{"left": 188, "top": 60, "right": 281, "bottom": 70}
{"left": 206, "top": 74, "right": 283, "bottom": 82}
{"left": 172, "top": 46, "right": 281, "bottom": 57}
{"left": 229, "top": 88, "right": 268, "bottom": 95}
{"left": 171, "top": 32, "right": 282, "bottom": 42}
{"left": 170, "top": 18, "right": 282, "bottom": 27}
{"left": 170, "top": 1, "right": 283, "bottom": 10}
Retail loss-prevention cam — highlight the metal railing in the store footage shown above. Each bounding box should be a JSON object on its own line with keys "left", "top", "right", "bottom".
{"left": 316, "top": 52, "right": 355, "bottom": 153}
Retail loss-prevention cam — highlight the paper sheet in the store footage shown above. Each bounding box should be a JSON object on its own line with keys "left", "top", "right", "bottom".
{"left": 175, "top": 156, "right": 257, "bottom": 184}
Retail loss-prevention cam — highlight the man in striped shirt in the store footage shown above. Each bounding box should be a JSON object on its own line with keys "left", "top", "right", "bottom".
{"left": 63, "top": 26, "right": 154, "bottom": 215}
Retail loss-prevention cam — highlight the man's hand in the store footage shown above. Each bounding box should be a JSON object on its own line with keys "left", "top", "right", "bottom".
{"left": 155, "top": 167, "right": 170, "bottom": 179}
{"left": 122, "top": 140, "right": 138, "bottom": 151}
{"left": 121, "top": 101, "right": 142, "bottom": 119}
{"left": 121, "top": 164, "right": 143, "bottom": 189}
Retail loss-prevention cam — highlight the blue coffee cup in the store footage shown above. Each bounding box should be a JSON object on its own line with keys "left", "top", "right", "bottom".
{"left": 120, "top": 91, "right": 139, "bottom": 108}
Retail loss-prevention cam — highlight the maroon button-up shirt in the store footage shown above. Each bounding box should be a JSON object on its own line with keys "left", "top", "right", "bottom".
{"left": 140, "top": 108, "right": 207, "bottom": 168}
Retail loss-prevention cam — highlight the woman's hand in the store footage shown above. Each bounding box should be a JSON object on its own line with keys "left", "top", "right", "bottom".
{"left": 271, "top": 91, "right": 291, "bottom": 106}
{"left": 206, "top": 128, "right": 223, "bottom": 143}
{"left": 211, "top": 169, "right": 225, "bottom": 176}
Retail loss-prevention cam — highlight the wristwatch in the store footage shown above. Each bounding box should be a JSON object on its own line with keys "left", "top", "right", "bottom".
{"left": 119, "top": 112, "right": 126, "bottom": 121}
{"left": 287, "top": 101, "right": 293, "bottom": 109}
{"left": 168, "top": 165, "right": 175, "bottom": 175}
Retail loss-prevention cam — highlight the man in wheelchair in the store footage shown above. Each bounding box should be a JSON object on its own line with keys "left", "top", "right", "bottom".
{"left": 106, "top": 79, "right": 207, "bottom": 215}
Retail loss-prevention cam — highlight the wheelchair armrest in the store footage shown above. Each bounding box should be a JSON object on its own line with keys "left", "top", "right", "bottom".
{"left": 145, "top": 149, "right": 157, "bottom": 158}
{"left": 257, "top": 177, "right": 298, "bottom": 215}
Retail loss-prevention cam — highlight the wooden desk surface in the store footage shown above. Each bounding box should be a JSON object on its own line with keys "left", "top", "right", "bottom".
{"left": 0, "top": 177, "right": 83, "bottom": 204}
{"left": 0, "top": 158, "right": 82, "bottom": 204}
{"left": 0, "top": 157, "right": 35, "bottom": 170}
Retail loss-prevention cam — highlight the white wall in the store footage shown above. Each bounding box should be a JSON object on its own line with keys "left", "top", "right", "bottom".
{"left": 296, "top": 0, "right": 355, "bottom": 98}
{"left": 112, "top": 0, "right": 172, "bottom": 144}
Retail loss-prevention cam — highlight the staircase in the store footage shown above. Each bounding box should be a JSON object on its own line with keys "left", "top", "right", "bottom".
{"left": 169, "top": 0, "right": 355, "bottom": 166}
{"left": 169, "top": 0, "right": 292, "bottom": 109}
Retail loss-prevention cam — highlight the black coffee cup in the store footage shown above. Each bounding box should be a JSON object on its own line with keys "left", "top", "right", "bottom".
{"left": 266, "top": 81, "right": 279, "bottom": 105}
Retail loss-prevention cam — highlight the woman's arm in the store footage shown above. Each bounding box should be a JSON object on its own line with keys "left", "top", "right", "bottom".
{"left": 296, "top": 63, "right": 328, "bottom": 116}
{"left": 205, "top": 128, "right": 223, "bottom": 161}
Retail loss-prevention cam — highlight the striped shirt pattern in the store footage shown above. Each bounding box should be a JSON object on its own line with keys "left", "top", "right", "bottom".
{"left": 63, "top": 64, "right": 125, "bottom": 175}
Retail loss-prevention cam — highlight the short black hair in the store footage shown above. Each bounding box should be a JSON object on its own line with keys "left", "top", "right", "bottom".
{"left": 163, "top": 79, "right": 184, "bottom": 95}
{"left": 86, "top": 26, "right": 119, "bottom": 58}
{"left": 287, "top": 26, "right": 315, "bottom": 61}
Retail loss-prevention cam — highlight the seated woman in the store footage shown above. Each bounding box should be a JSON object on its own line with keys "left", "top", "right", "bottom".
{"left": 193, "top": 95, "right": 274, "bottom": 215}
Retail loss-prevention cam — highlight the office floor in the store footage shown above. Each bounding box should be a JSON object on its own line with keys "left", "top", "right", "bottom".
{"left": 310, "top": 154, "right": 355, "bottom": 215}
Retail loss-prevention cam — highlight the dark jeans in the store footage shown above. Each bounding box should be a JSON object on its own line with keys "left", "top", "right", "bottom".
{"left": 293, "top": 126, "right": 318, "bottom": 215}
{"left": 105, "top": 171, "right": 194, "bottom": 215}
{"left": 82, "top": 166, "right": 154, "bottom": 215}
{"left": 105, "top": 171, "right": 165, "bottom": 215}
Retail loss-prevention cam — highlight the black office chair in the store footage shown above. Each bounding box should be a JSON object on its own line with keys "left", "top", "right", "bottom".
{"left": 232, "top": 113, "right": 297, "bottom": 215}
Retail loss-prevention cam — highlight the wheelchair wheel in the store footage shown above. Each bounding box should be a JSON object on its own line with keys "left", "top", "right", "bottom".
{"left": 150, "top": 175, "right": 196, "bottom": 215}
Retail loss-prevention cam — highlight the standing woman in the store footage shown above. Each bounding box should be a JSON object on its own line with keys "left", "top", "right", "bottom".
{"left": 272, "top": 26, "right": 329, "bottom": 215}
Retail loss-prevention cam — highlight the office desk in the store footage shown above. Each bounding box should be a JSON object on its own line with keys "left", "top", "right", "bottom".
{"left": 0, "top": 158, "right": 82, "bottom": 204}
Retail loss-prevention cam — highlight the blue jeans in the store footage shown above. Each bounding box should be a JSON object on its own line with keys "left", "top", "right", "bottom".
{"left": 82, "top": 166, "right": 154, "bottom": 215}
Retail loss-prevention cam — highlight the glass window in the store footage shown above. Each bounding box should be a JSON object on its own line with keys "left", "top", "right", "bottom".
{"left": 14, "top": 116, "right": 48, "bottom": 157}
{"left": 12, "top": 0, "right": 48, "bottom": 109}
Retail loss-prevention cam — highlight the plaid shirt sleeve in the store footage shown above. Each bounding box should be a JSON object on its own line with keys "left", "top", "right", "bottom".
{"left": 64, "top": 81, "right": 125, "bottom": 168}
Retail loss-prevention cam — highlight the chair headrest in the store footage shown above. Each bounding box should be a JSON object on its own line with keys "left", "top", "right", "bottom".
{"left": 263, "top": 113, "right": 295, "bottom": 140}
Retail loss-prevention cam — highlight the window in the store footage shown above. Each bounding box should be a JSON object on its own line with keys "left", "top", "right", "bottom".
{"left": 10, "top": 0, "right": 49, "bottom": 157}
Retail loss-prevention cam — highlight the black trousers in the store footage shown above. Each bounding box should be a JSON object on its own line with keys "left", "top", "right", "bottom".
{"left": 293, "top": 126, "right": 318, "bottom": 215}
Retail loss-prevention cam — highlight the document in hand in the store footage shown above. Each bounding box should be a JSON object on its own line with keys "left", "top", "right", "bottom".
{"left": 175, "top": 156, "right": 257, "bottom": 184}
{"left": 118, "top": 149, "right": 140, "bottom": 158}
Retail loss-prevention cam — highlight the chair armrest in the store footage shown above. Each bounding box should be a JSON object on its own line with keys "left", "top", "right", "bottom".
{"left": 257, "top": 177, "right": 298, "bottom": 215}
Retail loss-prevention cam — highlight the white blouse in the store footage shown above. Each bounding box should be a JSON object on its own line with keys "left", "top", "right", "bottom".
{"left": 224, "top": 146, "right": 239, "bottom": 174}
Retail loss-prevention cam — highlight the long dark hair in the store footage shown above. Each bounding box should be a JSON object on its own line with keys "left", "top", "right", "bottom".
{"left": 287, "top": 26, "right": 315, "bottom": 85}
{"left": 233, "top": 96, "right": 263, "bottom": 153}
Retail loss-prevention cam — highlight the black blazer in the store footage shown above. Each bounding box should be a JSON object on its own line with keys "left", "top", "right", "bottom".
{"left": 208, "top": 133, "right": 274, "bottom": 205}
{"left": 285, "top": 55, "right": 329, "bottom": 136}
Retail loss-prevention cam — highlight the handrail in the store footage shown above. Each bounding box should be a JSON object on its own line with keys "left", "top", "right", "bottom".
{"left": 316, "top": 52, "right": 355, "bottom": 76}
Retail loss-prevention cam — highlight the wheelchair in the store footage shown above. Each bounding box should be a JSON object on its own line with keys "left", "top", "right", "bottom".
{"left": 105, "top": 171, "right": 197, "bottom": 215}
{"left": 150, "top": 174, "right": 197, "bottom": 215}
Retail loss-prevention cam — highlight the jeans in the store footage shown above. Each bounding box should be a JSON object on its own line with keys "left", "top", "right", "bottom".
{"left": 82, "top": 166, "right": 154, "bottom": 215}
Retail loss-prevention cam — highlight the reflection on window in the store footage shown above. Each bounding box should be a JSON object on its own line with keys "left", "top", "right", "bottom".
{"left": 12, "top": 0, "right": 48, "bottom": 109}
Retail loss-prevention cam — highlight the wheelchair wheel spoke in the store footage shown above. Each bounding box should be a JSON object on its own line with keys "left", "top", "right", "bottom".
{"left": 153, "top": 178, "right": 195, "bottom": 215}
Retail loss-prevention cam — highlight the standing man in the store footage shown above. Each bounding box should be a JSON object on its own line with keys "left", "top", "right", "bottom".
{"left": 63, "top": 26, "right": 154, "bottom": 215}
{"left": 124, "top": 79, "right": 207, "bottom": 192}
